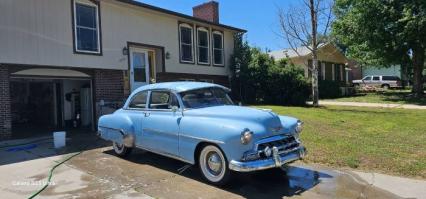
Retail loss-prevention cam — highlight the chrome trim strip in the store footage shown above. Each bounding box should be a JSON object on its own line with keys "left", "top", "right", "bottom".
{"left": 179, "top": 134, "right": 225, "bottom": 144}
{"left": 135, "top": 144, "right": 193, "bottom": 164}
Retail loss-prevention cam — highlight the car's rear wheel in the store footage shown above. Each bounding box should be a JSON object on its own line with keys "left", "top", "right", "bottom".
{"left": 198, "top": 145, "right": 230, "bottom": 186}
{"left": 113, "top": 142, "right": 132, "bottom": 157}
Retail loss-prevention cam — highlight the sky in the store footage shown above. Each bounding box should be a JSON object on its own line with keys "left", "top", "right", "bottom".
{"left": 138, "top": 0, "right": 300, "bottom": 51}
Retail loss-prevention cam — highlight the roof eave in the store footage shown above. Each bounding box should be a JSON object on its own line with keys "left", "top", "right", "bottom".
{"left": 115, "top": 0, "right": 247, "bottom": 33}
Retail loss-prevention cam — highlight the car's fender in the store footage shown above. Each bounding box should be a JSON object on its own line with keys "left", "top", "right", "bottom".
{"left": 98, "top": 110, "right": 136, "bottom": 147}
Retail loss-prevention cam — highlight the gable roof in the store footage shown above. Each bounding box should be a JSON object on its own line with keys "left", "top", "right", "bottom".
{"left": 116, "top": 0, "right": 246, "bottom": 33}
{"left": 269, "top": 43, "right": 329, "bottom": 60}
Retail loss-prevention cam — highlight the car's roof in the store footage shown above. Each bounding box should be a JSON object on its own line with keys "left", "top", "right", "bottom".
{"left": 134, "top": 81, "right": 230, "bottom": 93}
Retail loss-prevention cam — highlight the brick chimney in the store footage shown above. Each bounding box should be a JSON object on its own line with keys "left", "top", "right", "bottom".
{"left": 193, "top": 1, "right": 219, "bottom": 23}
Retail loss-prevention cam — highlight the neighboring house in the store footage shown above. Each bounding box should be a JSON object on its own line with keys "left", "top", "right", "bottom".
{"left": 0, "top": 0, "right": 245, "bottom": 140}
{"left": 361, "top": 65, "right": 402, "bottom": 78}
{"left": 269, "top": 43, "right": 355, "bottom": 84}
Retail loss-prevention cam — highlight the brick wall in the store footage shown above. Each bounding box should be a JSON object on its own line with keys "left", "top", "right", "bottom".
{"left": 0, "top": 65, "right": 11, "bottom": 140}
{"left": 157, "top": 72, "right": 229, "bottom": 87}
{"left": 94, "top": 69, "right": 126, "bottom": 120}
{"left": 193, "top": 1, "right": 219, "bottom": 23}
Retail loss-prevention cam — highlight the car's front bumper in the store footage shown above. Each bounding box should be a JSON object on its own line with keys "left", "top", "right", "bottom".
{"left": 228, "top": 146, "right": 307, "bottom": 172}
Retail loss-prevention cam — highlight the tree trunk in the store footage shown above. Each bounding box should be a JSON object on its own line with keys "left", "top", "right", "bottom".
{"left": 412, "top": 46, "right": 425, "bottom": 97}
{"left": 310, "top": 0, "right": 319, "bottom": 106}
{"left": 312, "top": 56, "right": 319, "bottom": 106}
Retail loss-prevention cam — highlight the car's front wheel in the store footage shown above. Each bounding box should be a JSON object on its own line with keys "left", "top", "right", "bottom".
{"left": 113, "top": 142, "right": 132, "bottom": 157}
{"left": 198, "top": 145, "right": 231, "bottom": 186}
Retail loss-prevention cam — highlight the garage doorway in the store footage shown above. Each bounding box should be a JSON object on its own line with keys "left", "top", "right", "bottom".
{"left": 10, "top": 77, "right": 93, "bottom": 139}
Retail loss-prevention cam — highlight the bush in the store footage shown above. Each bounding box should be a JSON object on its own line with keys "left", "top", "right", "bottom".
{"left": 265, "top": 62, "right": 311, "bottom": 105}
{"left": 319, "top": 80, "right": 342, "bottom": 99}
{"left": 235, "top": 48, "right": 310, "bottom": 105}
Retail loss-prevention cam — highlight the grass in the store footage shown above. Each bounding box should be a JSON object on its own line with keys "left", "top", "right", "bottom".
{"left": 327, "top": 90, "right": 426, "bottom": 105}
{"left": 255, "top": 105, "right": 426, "bottom": 179}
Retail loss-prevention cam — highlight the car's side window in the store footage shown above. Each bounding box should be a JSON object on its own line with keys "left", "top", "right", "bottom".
{"left": 373, "top": 76, "right": 380, "bottom": 81}
{"left": 128, "top": 91, "right": 148, "bottom": 109}
{"left": 363, "top": 76, "right": 371, "bottom": 81}
{"left": 149, "top": 91, "right": 180, "bottom": 110}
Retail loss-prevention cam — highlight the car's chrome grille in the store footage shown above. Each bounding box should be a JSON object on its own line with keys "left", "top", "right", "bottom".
{"left": 257, "top": 135, "right": 299, "bottom": 157}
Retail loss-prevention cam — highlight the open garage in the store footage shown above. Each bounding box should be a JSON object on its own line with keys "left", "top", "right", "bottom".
{"left": 9, "top": 68, "right": 94, "bottom": 139}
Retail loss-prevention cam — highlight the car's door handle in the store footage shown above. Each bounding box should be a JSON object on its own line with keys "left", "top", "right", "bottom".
{"left": 143, "top": 112, "right": 150, "bottom": 117}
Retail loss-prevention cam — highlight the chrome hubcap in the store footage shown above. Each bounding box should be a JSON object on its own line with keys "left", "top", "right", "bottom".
{"left": 114, "top": 142, "right": 124, "bottom": 152}
{"left": 207, "top": 152, "right": 222, "bottom": 175}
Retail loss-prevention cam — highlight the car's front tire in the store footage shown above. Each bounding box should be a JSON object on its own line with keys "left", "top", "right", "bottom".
{"left": 113, "top": 142, "right": 132, "bottom": 157}
{"left": 198, "top": 145, "right": 231, "bottom": 186}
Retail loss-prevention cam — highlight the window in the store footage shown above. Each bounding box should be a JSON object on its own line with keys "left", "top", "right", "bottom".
{"left": 179, "top": 23, "right": 194, "bottom": 63}
{"left": 363, "top": 76, "right": 372, "bottom": 81}
{"left": 212, "top": 31, "right": 224, "bottom": 66}
{"left": 372, "top": 76, "right": 380, "bottom": 81}
{"left": 128, "top": 91, "right": 148, "bottom": 109}
{"left": 197, "top": 27, "right": 210, "bottom": 64}
{"left": 180, "top": 87, "right": 233, "bottom": 109}
{"left": 149, "top": 91, "right": 180, "bottom": 109}
{"left": 73, "top": 1, "right": 101, "bottom": 54}
{"left": 383, "top": 76, "right": 400, "bottom": 81}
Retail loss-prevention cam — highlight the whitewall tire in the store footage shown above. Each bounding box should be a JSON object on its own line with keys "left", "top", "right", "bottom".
{"left": 113, "top": 142, "right": 132, "bottom": 157}
{"left": 198, "top": 145, "right": 231, "bottom": 185}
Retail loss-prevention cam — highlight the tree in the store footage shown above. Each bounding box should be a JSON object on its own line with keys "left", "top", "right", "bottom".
{"left": 278, "top": 0, "right": 334, "bottom": 106}
{"left": 230, "top": 33, "right": 251, "bottom": 102}
{"left": 333, "top": 0, "right": 426, "bottom": 96}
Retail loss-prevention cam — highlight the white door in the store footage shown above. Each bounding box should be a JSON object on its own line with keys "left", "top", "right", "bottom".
{"left": 130, "top": 48, "right": 150, "bottom": 91}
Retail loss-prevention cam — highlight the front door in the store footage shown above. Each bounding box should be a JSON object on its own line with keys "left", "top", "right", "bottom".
{"left": 130, "top": 48, "right": 150, "bottom": 91}
{"left": 141, "top": 90, "right": 181, "bottom": 157}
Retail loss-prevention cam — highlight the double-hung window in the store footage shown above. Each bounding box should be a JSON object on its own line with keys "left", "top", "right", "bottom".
{"left": 179, "top": 23, "right": 194, "bottom": 63}
{"left": 197, "top": 27, "right": 209, "bottom": 64}
{"left": 73, "top": 1, "right": 101, "bottom": 54}
{"left": 212, "top": 31, "right": 224, "bottom": 66}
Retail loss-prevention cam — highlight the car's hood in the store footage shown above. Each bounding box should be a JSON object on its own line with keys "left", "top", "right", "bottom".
{"left": 184, "top": 105, "right": 289, "bottom": 137}
{"left": 352, "top": 79, "right": 363, "bottom": 83}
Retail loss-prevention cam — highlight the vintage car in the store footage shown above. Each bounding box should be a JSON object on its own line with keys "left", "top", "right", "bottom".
{"left": 98, "top": 82, "right": 306, "bottom": 185}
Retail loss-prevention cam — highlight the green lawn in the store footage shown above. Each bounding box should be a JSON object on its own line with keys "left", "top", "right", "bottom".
{"left": 328, "top": 90, "right": 426, "bottom": 105}
{"left": 255, "top": 105, "right": 426, "bottom": 179}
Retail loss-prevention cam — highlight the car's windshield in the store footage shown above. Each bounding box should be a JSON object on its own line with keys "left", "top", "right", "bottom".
{"left": 180, "top": 87, "right": 233, "bottom": 109}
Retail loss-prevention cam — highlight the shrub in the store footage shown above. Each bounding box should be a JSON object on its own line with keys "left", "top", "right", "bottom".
{"left": 265, "top": 62, "right": 311, "bottom": 105}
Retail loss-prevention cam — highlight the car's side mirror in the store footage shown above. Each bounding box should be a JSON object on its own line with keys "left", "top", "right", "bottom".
{"left": 171, "top": 106, "right": 179, "bottom": 112}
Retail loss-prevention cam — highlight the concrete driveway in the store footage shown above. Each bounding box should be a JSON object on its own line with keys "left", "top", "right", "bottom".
{"left": 0, "top": 133, "right": 424, "bottom": 199}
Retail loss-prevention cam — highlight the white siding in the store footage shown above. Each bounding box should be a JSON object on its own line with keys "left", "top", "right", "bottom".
{"left": 0, "top": 0, "right": 236, "bottom": 76}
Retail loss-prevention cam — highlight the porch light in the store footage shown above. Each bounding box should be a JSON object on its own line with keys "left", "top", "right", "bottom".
{"left": 165, "top": 51, "right": 170, "bottom": 59}
{"left": 122, "top": 47, "right": 128, "bottom": 55}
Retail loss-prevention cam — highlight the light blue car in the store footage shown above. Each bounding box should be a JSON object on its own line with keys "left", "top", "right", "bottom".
{"left": 98, "top": 82, "right": 306, "bottom": 185}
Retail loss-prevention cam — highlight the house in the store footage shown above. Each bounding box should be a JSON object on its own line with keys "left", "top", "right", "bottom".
{"left": 269, "top": 43, "right": 357, "bottom": 84}
{"left": 0, "top": 0, "right": 245, "bottom": 140}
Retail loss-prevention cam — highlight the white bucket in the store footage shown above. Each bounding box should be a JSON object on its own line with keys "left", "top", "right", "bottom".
{"left": 53, "top": 131, "right": 66, "bottom": 149}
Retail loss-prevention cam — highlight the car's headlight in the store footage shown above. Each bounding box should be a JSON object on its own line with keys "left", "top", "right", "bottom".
{"left": 295, "top": 120, "right": 304, "bottom": 134}
{"left": 241, "top": 129, "right": 253, "bottom": 145}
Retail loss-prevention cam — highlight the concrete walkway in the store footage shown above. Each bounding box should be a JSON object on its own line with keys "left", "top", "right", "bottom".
{"left": 310, "top": 101, "right": 426, "bottom": 110}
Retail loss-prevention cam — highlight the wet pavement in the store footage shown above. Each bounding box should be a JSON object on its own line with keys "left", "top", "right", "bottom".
{"left": 0, "top": 133, "right": 418, "bottom": 198}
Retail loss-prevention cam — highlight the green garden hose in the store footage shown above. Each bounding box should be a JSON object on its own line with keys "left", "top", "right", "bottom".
{"left": 27, "top": 151, "right": 82, "bottom": 199}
